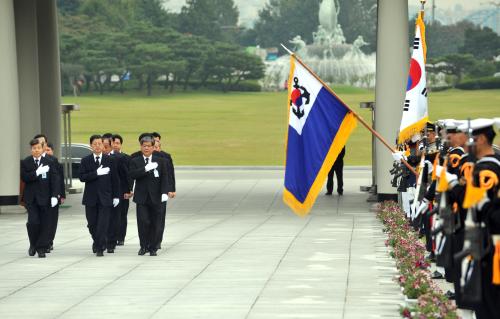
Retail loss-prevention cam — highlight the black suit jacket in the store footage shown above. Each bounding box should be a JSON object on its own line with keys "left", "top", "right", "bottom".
{"left": 155, "top": 151, "right": 176, "bottom": 192}
{"left": 21, "top": 156, "right": 59, "bottom": 206}
{"left": 79, "top": 154, "right": 119, "bottom": 207}
{"left": 44, "top": 154, "right": 66, "bottom": 198}
{"left": 129, "top": 154, "right": 169, "bottom": 205}
{"left": 111, "top": 152, "right": 133, "bottom": 198}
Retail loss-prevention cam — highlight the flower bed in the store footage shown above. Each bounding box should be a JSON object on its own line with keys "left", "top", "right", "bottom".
{"left": 377, "top": 201, "right": 458, "bottom": 319}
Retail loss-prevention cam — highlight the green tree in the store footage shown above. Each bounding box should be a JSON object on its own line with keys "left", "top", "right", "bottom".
{"left": 178, "top": 0, "right": 239, "bottom": 42}
{"left": 434, "top": 54, "right": 476, "bottom": 86}
{"left": 460, "top": 26, "right": 500, "bottom": 60}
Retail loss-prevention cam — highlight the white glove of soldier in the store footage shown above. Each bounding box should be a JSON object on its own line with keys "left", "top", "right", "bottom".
{"left": 113, "top": 198, "right": 120, "bottom": 207}
{"left": 36, "top": 164, "right": 50, "bottom": 176}
{"left": 391, "top": 151, "right": 405, "bottom": 163}
{"left": 145, "top": 162, "right": 158, "bottom": 172}
{"left": 446, "top": 172, "right": 458, "bottom": 188}
{"left": 161, "top": 194, "right": 168, "bottom": 202}
{"left": 435, "top": 165, "right": 443, "bottom": 177}
{"left": 96, "top": 165, "right": 110, "bottom": 176}
{"left": 424, "top": 160, "right": 433, "bottom": 173}
{"left": 416, "top": 199, "right": 429, "bottom": 217}
{"left": 51, "top": 197, "right": 58, "bottom": 207}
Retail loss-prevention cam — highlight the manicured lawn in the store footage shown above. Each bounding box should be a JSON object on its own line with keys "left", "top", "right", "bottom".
{"left": 62, "top": 88, "right": 499, "bottom": 165}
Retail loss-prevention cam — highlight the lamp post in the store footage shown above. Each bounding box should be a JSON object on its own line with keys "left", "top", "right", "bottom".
{"left": 61, "top": 103, "right": 79, "bottom": 191}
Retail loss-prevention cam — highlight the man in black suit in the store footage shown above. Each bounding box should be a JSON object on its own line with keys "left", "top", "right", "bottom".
{"left": 35, "top": 134, "right": 66, "bottom": 253}
{"left": 21, "top": 139, "right": 60, "bottom": 258}
{"left": 129, "top": 135, "right": 169, "bottom": 256}
{"left": 111, "top": 134, "right": 133, "bottom": 246}
{"left": 151, "top": 132, "right": 176, "bottom": 249}
{"left": 79, "top": 135, "right": 120, "bottom": 257}
{"left": 45, "top": 142, "right": 65, "bottom": 253}
{"left": 326, "top": 146, "right": 345, "bottom": 196}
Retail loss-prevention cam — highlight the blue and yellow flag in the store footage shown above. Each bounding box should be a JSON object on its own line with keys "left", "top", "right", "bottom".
{"left": 283, "top": 56, "right": 357, "bottom": 216}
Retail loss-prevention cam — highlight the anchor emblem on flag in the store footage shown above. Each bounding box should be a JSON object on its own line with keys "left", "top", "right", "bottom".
{"left": 290, "top": 77, "right": 310, "bottom": 119}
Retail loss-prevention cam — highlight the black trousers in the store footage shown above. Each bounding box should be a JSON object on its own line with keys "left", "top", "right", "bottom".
{"left": 107, "top": 205, "right": 120, "bottom": 249}
{"left": 117, "top": 199, "right": 129, "bottom": 242}
{"left": 85, "top": 205, "right": 110, "bottom": 252}
{"left": 48, "top": 206, "right": 59, "bottom": 247}
{"left": 327, "top": 161, "right": 344, "bottom": 193}
{"left": 136, "top": 203, "right": 161, "bottom": 251}
{"left": 156, "top": 202, "right": 167, "bottom": 248}
{"left": 26, "top": 203, "right": 51, "bottom": 252}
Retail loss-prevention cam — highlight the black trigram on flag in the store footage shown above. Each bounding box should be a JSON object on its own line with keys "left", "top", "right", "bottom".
{"left": 403, "top": 99, "right": 410, "bottom": 112}
{"left": 421, "top": 88, "right": 428, "bottom": 97}
{"left": 413, "top": 37, "right": 420, "bottom": 50}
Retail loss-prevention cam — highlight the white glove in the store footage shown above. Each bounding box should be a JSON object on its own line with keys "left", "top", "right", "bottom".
{"left": 446, "top": 172, "right": 458, "bottom": 187}
{"left": 113, "top": 198, "right": 120, "bottom": 207}
{"left": 97, "top": 165, "right": 110, "bottom": 176}
{"left": 435, "top": 165, "right": 443, "bottom": 177}
{"left": 391, "top": 151, "right": 405, "bottom": 163}
{"left": 36, "top": 164, "right": 50, "bottom": 176}
{"left": 161, "top": 194, "right": 168, "bottom": 202}
{"left": 145, "top": 162, "right": 159, "bottom": 172}
{"left": 51, "top": 197, "right": 58, "bottom": 207}
{"left": 416, "top": 199, "right": 429, "bottom": 217}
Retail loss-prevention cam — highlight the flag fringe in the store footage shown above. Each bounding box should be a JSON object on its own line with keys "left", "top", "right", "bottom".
{"left": 398, "top": 116, "right": 428, "bottom": 144}
{"left": 283, "top": 112, "right": 357, "bottom": 216}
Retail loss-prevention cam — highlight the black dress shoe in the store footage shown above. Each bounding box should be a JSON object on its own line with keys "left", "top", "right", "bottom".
{"left": 96, "top": 251, "right": 104, "bottom": 257}
{"left": 38, "top": 251, "right": 46, "bottom": 258}
{"left": 325, "top": 191, "right": 332, "bottom": 195}
{"left": 107, "top": 248, "right": 114, "bottom": 254}
{"left": 116, "top": 241, "right": 124, "bottom": 246}
{"left": 28, "top": 246, "right": 36, "bottom": 256}
{"left": 337, "top": 190, "right": 343, "bottom": 196}
{"left": 138, "top": 247, "right": 147, "bottom": 255}
{"left": 445, "top": 290, "right": 455, "bottom": 300}
{"left": 150, "top": 250, "right": 157, "bottom": 256}
{"left": 431, "top": 271, "right": 444, "bottom": 279}
{"left": 45, "top": 248, "right": 51, "bottom": 253}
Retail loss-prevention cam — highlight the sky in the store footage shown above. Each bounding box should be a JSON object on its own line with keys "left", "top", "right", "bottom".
{"left": 162, "top": 0, "right": 493, "bottom": 27}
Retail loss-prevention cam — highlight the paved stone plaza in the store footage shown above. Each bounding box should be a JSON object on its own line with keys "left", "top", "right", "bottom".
{"left": 0, "top": 168, "right": 403, "bottom": 319}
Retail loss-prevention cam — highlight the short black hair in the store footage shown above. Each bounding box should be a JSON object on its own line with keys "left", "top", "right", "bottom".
{"left": 90, "top": 134, "right": 102, "bottom": 144}
{"left": 102, "top": 133, "right": 114, "bottom": 139}
{"left": 138, "top": 132, "right": 153, "bottom": 142}
{"left": 151, "top": 132, "right": 161, "bottom": 139}
{"left": 47, "top": 142, "right": 54, "bottom": 149}
{"left": 474, "top": 127, "right": 496, "bottom": 145}
{"left": 113, "top": 134, "right": 123, "bottom": 144}
{"left": 29, "top": 139, "right": 41, "bottom": 147}
{"left": 34, "top": 134, "right": 48, "bottom": 142}
{"left": 102, "top": 136, "right": 113, "bottom": 145}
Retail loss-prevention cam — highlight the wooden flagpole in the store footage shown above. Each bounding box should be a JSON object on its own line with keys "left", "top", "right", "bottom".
{"left": 281, "top": 44, "right": 418, "bottom": 176}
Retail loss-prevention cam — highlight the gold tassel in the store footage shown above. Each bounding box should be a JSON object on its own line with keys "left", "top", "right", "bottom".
{"left": 493, "top": 238, "right": 500, "bottom": 285}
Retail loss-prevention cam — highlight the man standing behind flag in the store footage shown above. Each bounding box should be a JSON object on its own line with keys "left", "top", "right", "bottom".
{"left": 283, "top": 55, "right": 357, "bottom": 216}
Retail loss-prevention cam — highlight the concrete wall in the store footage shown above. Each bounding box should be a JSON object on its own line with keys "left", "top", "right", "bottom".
{"left": 0, "top": 0, "right": 61, "bottom": 206}
{"left": 375, "top": 0, "right": 409, "bottom": 200}
{"left": 0, "top": 0, "right": 21, "bottom": 205}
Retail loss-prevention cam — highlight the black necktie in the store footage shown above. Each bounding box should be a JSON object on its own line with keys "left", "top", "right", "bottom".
{"left": 95, "top": 156, "right": 100, "bottom": 166}
{"left": 35, "top": 159, "right": 39, "bottom": 167}
{"left": 145, "top": 158, "right": 149, "bottom": 165}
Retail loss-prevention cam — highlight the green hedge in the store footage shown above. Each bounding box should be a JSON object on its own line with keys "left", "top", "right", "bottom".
{"left": 456, "top": 76, "right": 500, "bottom": 90}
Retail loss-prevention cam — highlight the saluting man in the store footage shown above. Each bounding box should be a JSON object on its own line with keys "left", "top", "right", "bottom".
{"left": 129, "top": 134, "right": 169, "bottom": 256}
{"left": 79, "top": 135, "right": 119, "bottom": 257}
{"left": 21, "top": 139, "right": 59, "bottom": 258}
